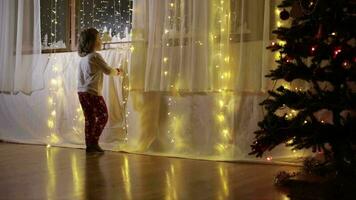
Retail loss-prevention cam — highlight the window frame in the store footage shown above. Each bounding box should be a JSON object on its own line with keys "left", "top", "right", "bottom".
{"left": 41, "top": 0, "right": 74, "bottom": 53}
{"left": 41, "top": 0, "right": 132, "bottom": 53}
{"left": 41, "top": 0, "right": 271, "bottom": 53}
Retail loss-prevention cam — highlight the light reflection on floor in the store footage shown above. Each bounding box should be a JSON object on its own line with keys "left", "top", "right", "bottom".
{"left": 0, "top": 143, "right": 297, "bottom": 200}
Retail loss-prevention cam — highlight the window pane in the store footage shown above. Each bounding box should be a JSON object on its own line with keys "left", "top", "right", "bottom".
{"left": 40, "top": 0, "right": 69, "bottom": 49}
{"left": 77, "top": 0, "right": 133, "bottom": 42}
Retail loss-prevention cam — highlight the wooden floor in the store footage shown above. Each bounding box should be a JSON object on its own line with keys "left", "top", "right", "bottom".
{"left": 0, "top": 142, "right": 298, "bottom": 200}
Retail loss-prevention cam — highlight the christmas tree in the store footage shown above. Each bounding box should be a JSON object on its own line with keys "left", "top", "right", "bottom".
{"left": 250, "top": 0, "right": 356, "bottom": 176}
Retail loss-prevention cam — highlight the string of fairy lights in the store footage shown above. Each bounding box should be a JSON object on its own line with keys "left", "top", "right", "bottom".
{"left": 40, "top": 0, "right": 67, "bottom": 49}
{"left": 41, "top": 0, "right": 132, "bottom": 49}
{"left": 161, "top": 0, "right": 233, "bottom": 153}
{"left": 162, "top": 1, "right": 183, "bottom": 150}
{"left": 121, "top": 57, "right": 130, "bottom": 143}
{"left": 79, "top": 0, "right": 132, "bottom": 38}
{"left": 210, "top": 0, "right": 234, "bottom": 156}
{"left": 47, "top": 0, "right": 61, "bottom": 148}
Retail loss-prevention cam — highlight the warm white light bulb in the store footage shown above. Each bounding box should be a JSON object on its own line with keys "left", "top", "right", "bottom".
{"left": 51, "top": 110, "right": 56, "bottom": 117}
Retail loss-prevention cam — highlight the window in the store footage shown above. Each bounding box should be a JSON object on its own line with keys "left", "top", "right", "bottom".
{"left": 40, "top": 0, "right": 133, "bottom": 52}
{"left": 40, "top": 0, "right": 70, "bottom": 51}
{"left": 77, "top": 0, "right": 132, "bottom": 40}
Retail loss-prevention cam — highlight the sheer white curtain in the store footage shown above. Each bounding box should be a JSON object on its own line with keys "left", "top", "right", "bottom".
{"left": 0, "top": 49, "right": 129, "bottom": 148}
{"left": 131, "top": 0, "right": 274, "bottom": 92}
{"left": 0, "top": 0, "right": 309, "bottom": 162}
{"left": 131, "top": 0, "right": 210, "bottom": 91}
{"left": 0, "top": 0, "right": 43, "bottom": 94}
{"left": 123, "top": 0, "right": 307, "bottom": 160}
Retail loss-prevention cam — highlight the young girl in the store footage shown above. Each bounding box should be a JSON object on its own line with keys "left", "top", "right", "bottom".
{"left": 77, "top": 28, "right": 121, "bottom": 153}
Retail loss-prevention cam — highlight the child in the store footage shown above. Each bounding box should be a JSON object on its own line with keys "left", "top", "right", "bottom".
{"left": 77, "top": 28, "right": 121, "bottom": 153}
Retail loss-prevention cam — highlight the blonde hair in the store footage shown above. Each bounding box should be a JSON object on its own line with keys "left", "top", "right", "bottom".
{"left": 78, "top": 28, "right": 99, "bottom": 57}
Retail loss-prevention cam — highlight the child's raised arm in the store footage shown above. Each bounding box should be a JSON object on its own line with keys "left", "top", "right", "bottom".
{"left": 90, "top": 53, "right": 121, "bottom": 76}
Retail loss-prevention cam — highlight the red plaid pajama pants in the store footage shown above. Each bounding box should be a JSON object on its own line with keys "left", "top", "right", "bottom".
{"left": 78, "top": 92, "right": 109, "bottom": 146}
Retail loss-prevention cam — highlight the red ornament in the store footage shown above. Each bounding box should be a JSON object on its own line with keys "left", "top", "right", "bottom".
{"left": 333, "top": 47, "right": 342, "bottom": 58}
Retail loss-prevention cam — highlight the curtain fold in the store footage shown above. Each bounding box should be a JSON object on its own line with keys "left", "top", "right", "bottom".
{"left": 0, "top": 0, "right": 43, "bottom": 94}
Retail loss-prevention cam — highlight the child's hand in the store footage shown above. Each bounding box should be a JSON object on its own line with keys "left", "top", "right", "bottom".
{"left": 116, "top": 68, "right": 122, "bottom": 75}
